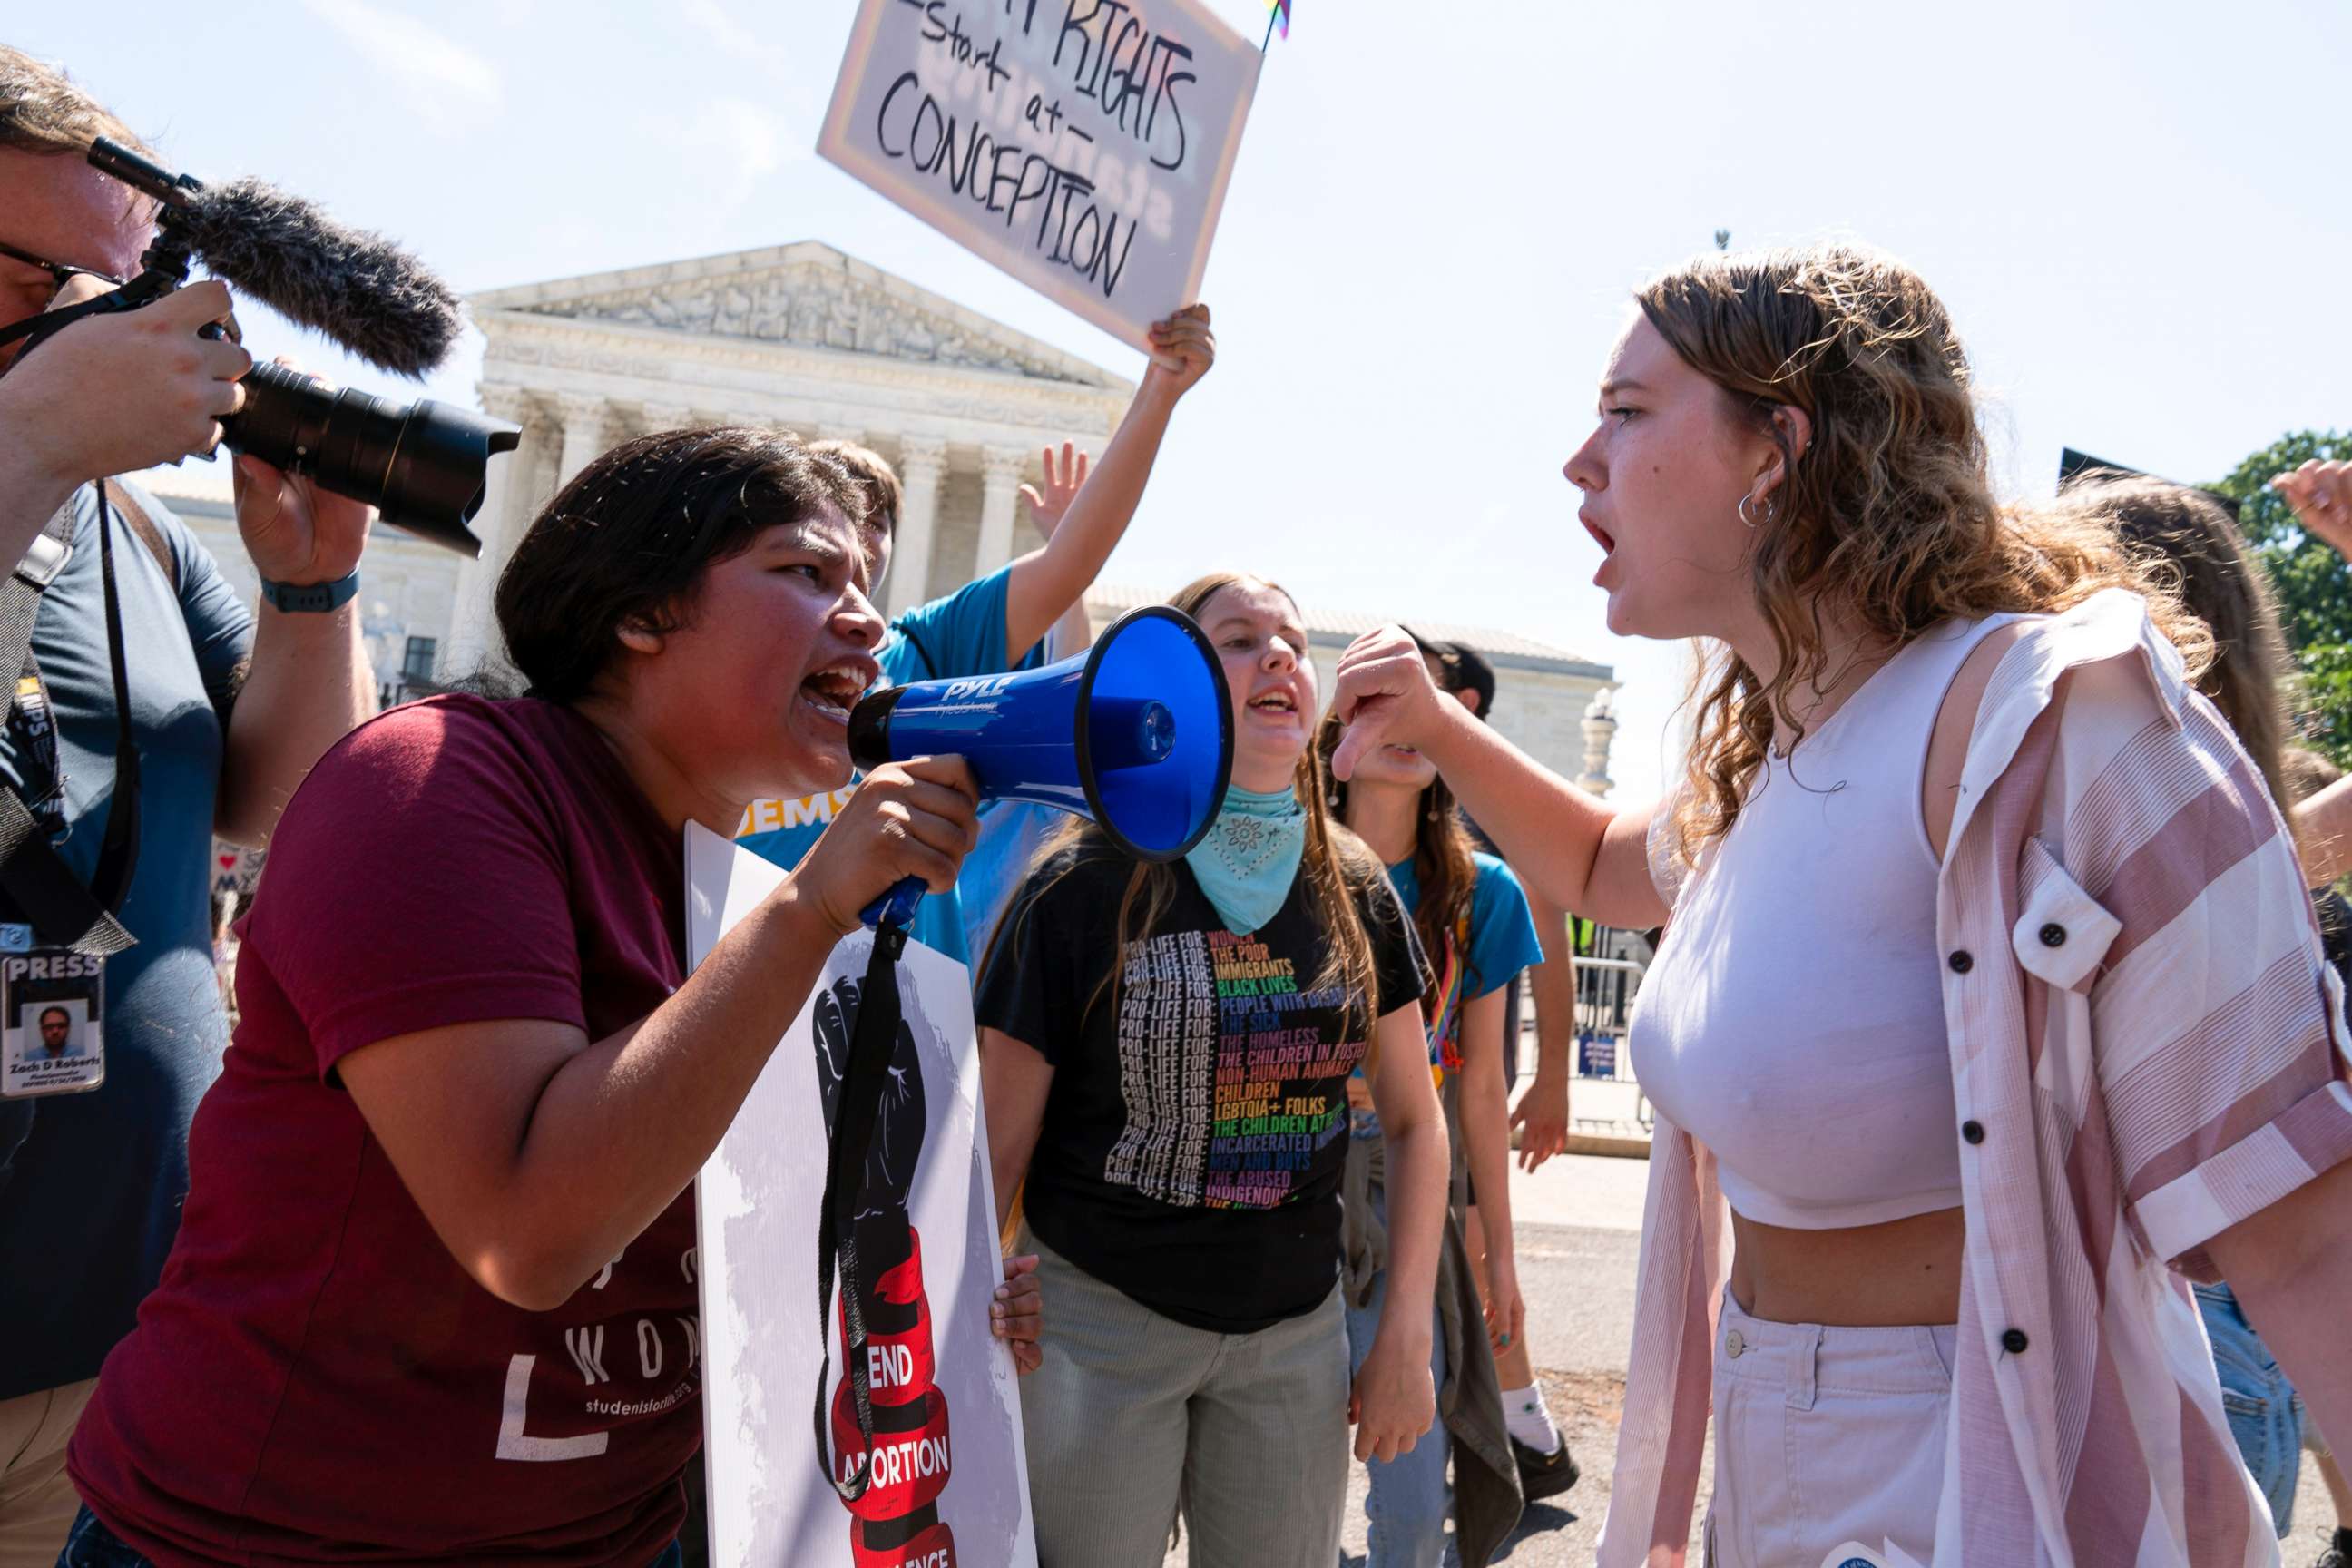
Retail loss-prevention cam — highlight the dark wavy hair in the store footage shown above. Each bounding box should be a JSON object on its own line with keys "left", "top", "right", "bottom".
{"left": 494, "top": 426, "right": 863, "bottom": 704}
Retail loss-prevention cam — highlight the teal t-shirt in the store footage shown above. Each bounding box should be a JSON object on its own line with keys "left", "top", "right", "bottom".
{"left": 1384, "top": 850, "right": 1543, "bottom": 1072}
{"left": 0, "top": 481, "right": 252, "bottom": 1399}
{"left": 735, "top": 566, "right": 1019, "bottom": 964}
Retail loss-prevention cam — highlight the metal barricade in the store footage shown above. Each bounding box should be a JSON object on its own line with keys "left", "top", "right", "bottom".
{"left": 1571, "top": 950, "right": 1651, "bottom": 1133}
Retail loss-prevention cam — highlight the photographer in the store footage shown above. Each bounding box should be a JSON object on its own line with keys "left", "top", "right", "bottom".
{"left": 0, "top": 50, "right": 376, "bottom": 1560}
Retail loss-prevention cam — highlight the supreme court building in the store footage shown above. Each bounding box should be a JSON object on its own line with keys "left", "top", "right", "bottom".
{"left": 149, "top": 241, "right": 1619, "bottom": 795}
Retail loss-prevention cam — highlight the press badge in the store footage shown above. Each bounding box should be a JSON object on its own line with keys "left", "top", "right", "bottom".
{"left": 0, "top": 944, "right": 105, "bottom": 1098}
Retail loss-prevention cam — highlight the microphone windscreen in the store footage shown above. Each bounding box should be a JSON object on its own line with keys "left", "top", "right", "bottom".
{"left": 179, "top": 179, "right": 465, "bottom": 377}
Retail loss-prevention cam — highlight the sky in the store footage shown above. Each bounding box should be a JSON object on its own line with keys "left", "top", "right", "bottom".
{"left": 16, "top": 0, "right": 2351, "bottom": 801}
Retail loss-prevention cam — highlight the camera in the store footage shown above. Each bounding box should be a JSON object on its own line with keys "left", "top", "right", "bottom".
{"left": 0, "top": 138, "right": 516, "bottom": 557}
{"left": 214, "top": 360, "right": 519, "bottom": 559}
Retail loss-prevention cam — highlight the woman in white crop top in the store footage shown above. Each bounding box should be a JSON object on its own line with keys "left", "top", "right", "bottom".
{"left": 1325, "top": 245, "right": 2352, "bottom": 1568}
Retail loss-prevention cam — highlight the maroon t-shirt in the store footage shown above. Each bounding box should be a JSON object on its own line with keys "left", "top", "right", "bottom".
{"left": 71, "top": 697, "right": 701, "bottom": 1568}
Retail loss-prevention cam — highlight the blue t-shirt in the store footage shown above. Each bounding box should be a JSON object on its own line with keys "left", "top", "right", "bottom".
{"left": 1385, "top": 850, "right": 1543, "bottom": 1070}
{"left": 958, "top": 800, "right": 1063, "bottom": 966}
{"left": 0, "top": 480, "right": 253, "bottom": 1399}
{"left": 735, "top": 566, "right": 1019, "bottom": 965}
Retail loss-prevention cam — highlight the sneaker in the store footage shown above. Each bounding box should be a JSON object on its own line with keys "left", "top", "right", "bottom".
{"left": 2315, "top": 1527, "right": 2352, "bottom": 1568}
{"left": 1512, "top": 1434, "right": 1580, "bottom": 1503}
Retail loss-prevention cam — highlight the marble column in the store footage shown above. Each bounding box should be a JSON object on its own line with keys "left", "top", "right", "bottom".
{"left": 637, "top": 400, "right": 691, "bottom": 436}
{"left": 554, "top": 394, "right": 611, "bottom": 492}
{"left": 887, "top": 436, "right": 947, "bottom": 616}
{"left": 442, "top": 385, "right": 541, "bottom": 679}
{"left": 974, "top": 445, "right": 1028, "bottom": 576}
{"left": 1579, "top": 689, "right": 1618, "bottom": 797}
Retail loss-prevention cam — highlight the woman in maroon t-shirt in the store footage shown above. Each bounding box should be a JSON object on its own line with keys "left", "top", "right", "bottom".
{"left": 59, "top": 428, "right": 1038, "bottom": 1568}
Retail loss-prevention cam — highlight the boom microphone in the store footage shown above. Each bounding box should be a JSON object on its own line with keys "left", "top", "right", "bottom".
{"left": 84, "top": 139, "right": 465, "bottom": 378}
{"left": 166, "top": 183, "right": 464, "bottom": 378}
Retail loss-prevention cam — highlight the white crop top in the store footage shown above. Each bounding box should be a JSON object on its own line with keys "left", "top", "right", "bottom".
{"left": 1629, "top": 616, "right": 2022, "bottom": 1230}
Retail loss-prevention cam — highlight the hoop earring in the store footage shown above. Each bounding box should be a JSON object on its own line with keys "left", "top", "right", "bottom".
{"left": 1738, "top": 494, "right": 1776, "bottom": 529}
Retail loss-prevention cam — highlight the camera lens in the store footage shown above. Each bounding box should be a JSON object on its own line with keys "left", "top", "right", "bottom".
{"left": 224, "top": 362, "right": 521, "bottom": 557}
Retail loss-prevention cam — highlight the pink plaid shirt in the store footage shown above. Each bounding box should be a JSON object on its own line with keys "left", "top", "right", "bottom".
{"left": 1602, "top": 590, "right": 2352, "bottom": 1567}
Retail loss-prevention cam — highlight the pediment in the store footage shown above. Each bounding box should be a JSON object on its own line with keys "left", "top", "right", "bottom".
{"left": 472, "top": 241, "right": 1123, "bottom": 388}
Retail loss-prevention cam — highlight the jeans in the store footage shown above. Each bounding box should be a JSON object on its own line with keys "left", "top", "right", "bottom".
{"left": 58, "top": 1509, "right": 686, "bottom": 1568}
{"left": 1342, "top": 1176, "right": 1455, "bottom": 1568}
{"left": 2195, "top": 1281, "right": 2301, "bottom": 1537}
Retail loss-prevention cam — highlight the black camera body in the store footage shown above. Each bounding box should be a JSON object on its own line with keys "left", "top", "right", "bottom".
{"left": 214, "top": 359, "right": 517, "bottom": 559}
{"left": 5, "top": 139, "right": 515, "bottom": 557}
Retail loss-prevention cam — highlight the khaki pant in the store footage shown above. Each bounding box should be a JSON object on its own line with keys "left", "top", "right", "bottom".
{"left": 1017, "top": 1231, "right": 1351, "bottom": 1568}
{"left": 0, "top": 1379, "right": 95, "bottom": 1568}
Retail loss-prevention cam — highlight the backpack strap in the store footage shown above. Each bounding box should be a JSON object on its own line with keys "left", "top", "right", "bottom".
{"left": 106, "top": 484, "right": 179, "bottom": 595}
{"left": 0, "top": 495, "right": 136, "bottom": 955}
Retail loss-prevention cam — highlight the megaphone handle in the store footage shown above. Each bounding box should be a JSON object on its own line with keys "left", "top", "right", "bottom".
{"left": 860, "top": 877, "right": 926, "bottom": 932}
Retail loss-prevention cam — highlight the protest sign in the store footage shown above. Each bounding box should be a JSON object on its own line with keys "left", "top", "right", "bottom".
{"left": 818, "top": 0, "right": 1261, "bottom": 350}
{"left": 688, "top": 823, "right": 1037, "bottom": 1568}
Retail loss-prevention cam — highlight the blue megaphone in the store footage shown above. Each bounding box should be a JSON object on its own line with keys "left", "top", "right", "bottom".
{"left": 848, "top": 606, "right": 1235, "bottom": 931}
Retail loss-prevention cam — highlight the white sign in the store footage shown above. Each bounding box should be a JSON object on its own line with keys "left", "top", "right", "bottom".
{"left": 818, "top": 0, "right": 1262, "bottom": 350}
{"left": 688, "top": 823, "right": 1037, "bottom": 1568}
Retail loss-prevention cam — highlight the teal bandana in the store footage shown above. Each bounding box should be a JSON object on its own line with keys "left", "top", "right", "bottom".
{"left": 1183, "top": 783, "right": 1308, "bottom": 935}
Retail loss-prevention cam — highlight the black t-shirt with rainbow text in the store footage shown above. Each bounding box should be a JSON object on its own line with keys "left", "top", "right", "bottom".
{"left": 975, "top": 844, "right": 1427, "bottom": 1333}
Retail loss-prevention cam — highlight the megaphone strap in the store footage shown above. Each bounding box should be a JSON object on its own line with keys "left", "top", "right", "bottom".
{"left": 812, "top": 927, "right": 909, "bottom": 1502}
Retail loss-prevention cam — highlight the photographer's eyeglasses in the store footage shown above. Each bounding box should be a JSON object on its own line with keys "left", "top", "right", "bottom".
{"left": 0, "top": 239, "right": 126, "bottom": 295}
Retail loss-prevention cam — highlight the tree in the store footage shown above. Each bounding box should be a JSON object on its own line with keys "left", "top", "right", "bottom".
{"left": 2209, "top": 430, "right": 2352, "bottom": 765}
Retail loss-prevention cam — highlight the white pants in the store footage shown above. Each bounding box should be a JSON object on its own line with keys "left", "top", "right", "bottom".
{"left": 1705, "top": 1291, "right": 1954, "bottom": 1568}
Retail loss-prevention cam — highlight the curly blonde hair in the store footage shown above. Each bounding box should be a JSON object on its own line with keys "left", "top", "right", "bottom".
{"left": 1641, "top": 245, "right": 2210, "bottom": 861}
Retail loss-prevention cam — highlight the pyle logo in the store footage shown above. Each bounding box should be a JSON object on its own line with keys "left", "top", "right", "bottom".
{"left": 938, "top": 675, "right": 1015, "bottom": 702}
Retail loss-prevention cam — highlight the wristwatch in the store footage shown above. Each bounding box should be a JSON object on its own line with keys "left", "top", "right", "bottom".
{"left": 259, "top": 569, "right": 359, "bottom": 614}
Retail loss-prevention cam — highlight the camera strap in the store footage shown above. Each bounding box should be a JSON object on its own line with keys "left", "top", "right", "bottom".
{"left": 0, "top": 481, "right": 142, "bottom": 956}
{"left": 0, "top": 287, "right": 144, "bottom": 364}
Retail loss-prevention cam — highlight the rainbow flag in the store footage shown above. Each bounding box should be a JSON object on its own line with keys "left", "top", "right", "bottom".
{"left": 1268, "top": 0, "right": 1290, "bottom": 40}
